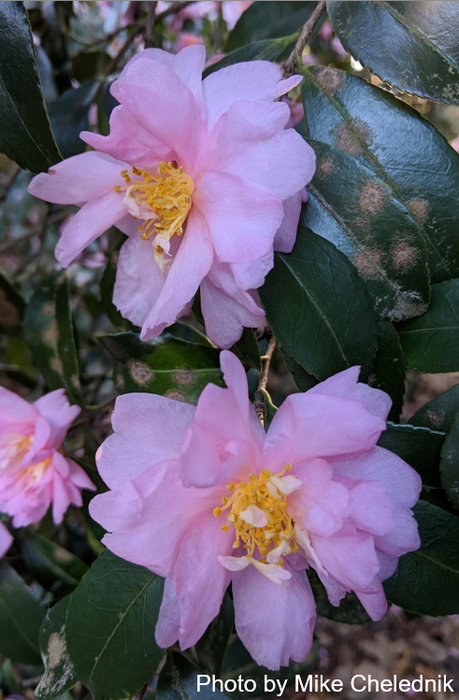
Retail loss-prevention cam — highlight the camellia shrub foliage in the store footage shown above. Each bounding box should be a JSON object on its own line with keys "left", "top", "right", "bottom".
{"left": 1, "top": 1, "right": 459, "bottom": 698}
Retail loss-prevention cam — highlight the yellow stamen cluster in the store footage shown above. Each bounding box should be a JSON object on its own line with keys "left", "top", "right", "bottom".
{"left": 114, "top": 161, "right": 194, "bottom": 245}
{"left": 213, "top": 466, "right": 299, "bottom": 565}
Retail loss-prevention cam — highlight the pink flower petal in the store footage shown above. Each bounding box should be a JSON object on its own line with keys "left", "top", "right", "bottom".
{"left": 232, "top": 564, "right": 316, "bottom": 670}
{"left": 0, "top": 523, "right": 12, "bottom": 559}
{"left": 274, "top": 190, "right": 306, "bottom": 254}
{"left": 311, "top": 529, "right": 380, "bottom": 591}
{"left": 33, "top": 389, "right": 80, "bottom": 448}
{"left": 355, "top": 577, "right": 388, "bottom": 621}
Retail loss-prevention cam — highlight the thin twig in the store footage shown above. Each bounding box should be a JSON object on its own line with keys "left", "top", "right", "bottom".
{"left": 145, "top": 2, "right": 158, "bottom": 48}
{"left": 254, "top": 336, "right": 277, "bottom": 426}
{"left": 282, "top": 1, "right": 326, "bottom": 77}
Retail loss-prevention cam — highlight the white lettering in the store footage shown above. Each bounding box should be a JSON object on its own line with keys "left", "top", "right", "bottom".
{"left": 351, "top": 674, "right": 366, "bottom": 692}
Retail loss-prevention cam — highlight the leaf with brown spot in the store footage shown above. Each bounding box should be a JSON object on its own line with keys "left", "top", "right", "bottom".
{"left": 302, "top": 140, "right": 429, "bottom": 321}
{"left": 327, "top": 1, "right": 459, "bottom": 105}
{"left": 302, "top": 66, "right": 459, "bottom": 283}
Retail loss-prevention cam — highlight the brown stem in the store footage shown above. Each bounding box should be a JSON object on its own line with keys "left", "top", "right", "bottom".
{"left": 254, "top": 336, "right": 277, "bottom": 426}
{"left": 144, "top": 2, "right": 158, "bottom": 48}
{"left": 282, "top": 1, "right": 326, "bottom": 77}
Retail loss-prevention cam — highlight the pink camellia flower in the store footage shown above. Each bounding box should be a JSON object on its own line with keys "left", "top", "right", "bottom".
{"left": 28, "top": 46, "right": 315, "bottom": 348}
{"left": 0, "top": 388, "right": 95, "bottom": 527}
{"left": 0, "top": 522, "right": 12, "bottom": 558}
{"left": 90, "top": 352, "right": 421, "bottom": 670}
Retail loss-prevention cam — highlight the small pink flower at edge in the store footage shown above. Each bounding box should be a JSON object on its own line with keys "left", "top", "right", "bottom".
{"left": 28, "top": 46, "right": 316, "bottom": 349}
{"left": 90, "top": 352, "right": 422, "bottom": 671}
{"left": 0, "top": 387, "right": 95, "bottom": 528}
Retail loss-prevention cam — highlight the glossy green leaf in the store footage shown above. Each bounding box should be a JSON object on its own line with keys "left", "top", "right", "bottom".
{"left": 328, "top": 1, "right": 459, "bottom": 104}
{"left": 377, "top": 422, "right": 445, "bottom": 488}
{"left": 50, "top": 81, "right": 99, "bottom": 159}
{"left": 0, "top": 562, "right": 46, "bottom": 664}
{"left": 440, "top": 410, "right": 459, "bottom": 511}
{"left": 396, "top": 280, "right": 459, "bottom": 372}
{"left": 302, "top": 140, "right": 429, "bottom": 321}
{"left": 99, "top": 332, "right": 223, "bottom": 404}
{"left": 66, "top": 550, "right": 164, "bottom": 700}
{"left": 308, "top": 570, "right": 370, "bottom": 624}
{"left": 204, "top": 34, "right": 297, "bottom": 77}
{"left": 24, "top": 271, "right": 82, "bottom": 403}
{"left": 370, "top": 322, "right": 405, "bottom": 422}
{"left": 221, "top": 635, "right": 318, "bottom": 699}
{"left": 22, "top": 533, "right": 88, "bottom": 594}
{"left": 0, "top": 1, "right": 61, "bottom": 172}
{"left": 231, "top": 328, "right": 261, "bottom": 371}
{"left": 384, "top": 500, "right": 459, "bottom": 615}
{"left": 225, "top": 1, "right": 318, "bottom": 52}
{"left": 35, "top": 597, "right": 77, "bottom": 700}
{"left": 302, "top": 66, "right": 459, "bottom": 283}
{"left": 168, "top": 322, "right": 214, "bottom": 347}
{"left": 280, "top": 346, "right": 318, "bottom": 392}
{"left": 259, "top": 227, "right": 378, "bottom": 381}
{"left": 158, "top": 652, "right": 231, "bottom": 700}
{"left": 195, "top": 594, "right": 234, "bottom": 676}
{"left": 409, "top": 384, "right": 459, "bottom": 432}
{"left": 0, "top": 271, "right": 25, "bottom": 333}
{"left": 100, "top": 249, "right": 131, "bottom": 328}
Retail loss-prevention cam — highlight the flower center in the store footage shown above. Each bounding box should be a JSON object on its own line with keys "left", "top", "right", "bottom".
{"left": 114, "top": 161, "right": 194, "bottom": 271}
{"left": 213, "top": 466, "right": 300, "bottom": 565}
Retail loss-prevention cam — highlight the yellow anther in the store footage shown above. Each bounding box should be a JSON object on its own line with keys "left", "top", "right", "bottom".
{"left": 285, "top": 464, "right": 292, "bottom": 472}
{"left": 213, "top": 507, "right": 222, "bottom": 518}
{"left": 221, "top": 497, "right": 228, "bottom": 505}
{"left": 221, "top": 525, "right": 229, "bottom": 532}
{"left": 114, "top": 185, "right": 121, "bottom": 193}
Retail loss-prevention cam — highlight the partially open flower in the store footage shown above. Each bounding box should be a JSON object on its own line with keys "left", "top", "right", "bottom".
{"left": 90, "top": 352, "right": 421, "bottom": 670}
{"left": 0, "top": 388, "right": 95, "bottom": 527}
{"left": 28, "top": 46, "right": 315, "bottom": 348}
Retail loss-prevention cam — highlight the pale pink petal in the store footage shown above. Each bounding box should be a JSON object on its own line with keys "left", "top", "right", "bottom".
{"left": 110, "top": 61, "right": 206, "bottom": 169}
{"left": 232, "top": 564, "right": 315, "bottom": 671}
{"left": 140, "top": 208, "right": 213, "bottom": 340}
{"left": 195, "top": 171, "right": 283, "bottom": 263}
{"left": 28, "top": 152, "right": 128, "bottom": 205}
{"left": 287, "top": 459, "right": 350, "bottom": 538}
{"left": 173, "top": 512, "right": 233, "bottom": 648}
{"left": 230, "top": 251, "right": 273, "bottom": 291}
{"left": 66, "top": 458, "right": 95, "bottom": 492}
{"left": 264, "top": 394, "right": 386, "bottom": 470}
{"left": 200, "top": 276, "right": 265, "bottom": 349}
{"left": 347, "top": 480, "right": 395, "bottom": 536}
{"left": 155, "top": 577, "right": 181, "bottom": 647}
{"left": 202, "top": 62, "right": 302, "bottom": 131}
{"left": 55, "top": 190, "right": 127, "bottom": 267}
{"left": 33, "top": 389, "right": 80, "bottom": 448}
{"left": 0, "top": 387, "right": 37, "bottom": 426}
{"left": 309, "top": 366, "right": 392, "bottom": 421}
{"left": 96, "top": 393, "right": 195, "bottom": 489}
{"left": 0, "top": 522, "right": 12, "bottom": 558}
{"left": 375, "top": 509, "right": 420, "bottom": 558}
{"left": 113, "top": 236, "right": 166, "bottom": 328}
{"left": 274, "top": 190, "right": 305, "bottom": 254}
{"left": 81, "top": 106, "right": 173, "bottom": 169}
{"left": 356, "top": 577, "right": 388, "bottom": 621}
{"left": 22, "top": 416, "right": 51, "bottom": 465}
{"left": 311, "top": 529, "right": 380, "bottom": 591}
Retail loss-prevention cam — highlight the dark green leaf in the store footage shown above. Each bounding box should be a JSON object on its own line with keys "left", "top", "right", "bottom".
{"left": 280, "top": 346, "right": 318, "bottom": 392}
{"left": 231, "top": 328, "right": 261, "bottom": 371}
{"left": 168, "top": 322, "right": 214, "bottom": 347}
{"left": 72, "top": 51, "right": 110, "bottom": 82}
{"left": 204, "top": 34, "right": 297, "bottom": 78}
{"left": 0, "top": 1, "right": 61, "bottom": 172}
{"left": 377, "top": 422, "right": 445, "bottom": 487}
{"left": 259, "top": 227, "right": 378, "bottom": 381}
{"left": 35, "top": 597, "right": 77, "bottom": 700}
{"left": 302, "top": 66, "right": 459, "bottom": 283}
{"left": 225, "top": 1, "right": 318, "bottom": 52}
{"left": 221, "top": 636, "right": 318, "bottom": 699}
{"left": 0, "top": 561, "right": 46, "bottom": 664}
{"left": 308, "top": 569, "right": 370, "bottom": 624}
{"left": 158, "top": 651, "right": 232, "bottom": 700}
{"left": 0, "top": 271, "right": 25, "bottom": 333}
{"left": 369, "top": 322, "right": 405, "bottom": 422}
{"left": 24, "top": 271, "right": 82, "bottom": 403}
{"left": 66, "top": 550, "right": 164, "bottom": 700}
{"left": 409, "top": 384, "right": 459, "bottom": 432}
{"left": 50, "top": 81, "right": 99, "bottom": 159}
{"left": 303, "top": 140, "right": 429, "bottom": 321}
{"left": 100, "top": 250, "right": 130, "bottom": 328}
{"left": 384, "top": 500, "right": 459, "bottom": 615}
{"left": 328, "top": 1, "right": 459, "bottom": 104}
{"left": 396, "top": 280, "right": 459, "bottom": 372}
{"left": 22, "top": 533, "right": 88, "bottom": 594}
{"left": 99, "top": 332, "right": 223, "bottom": 404}
{"left": 440, "top": 410, "right": 459, "bottom": 511}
